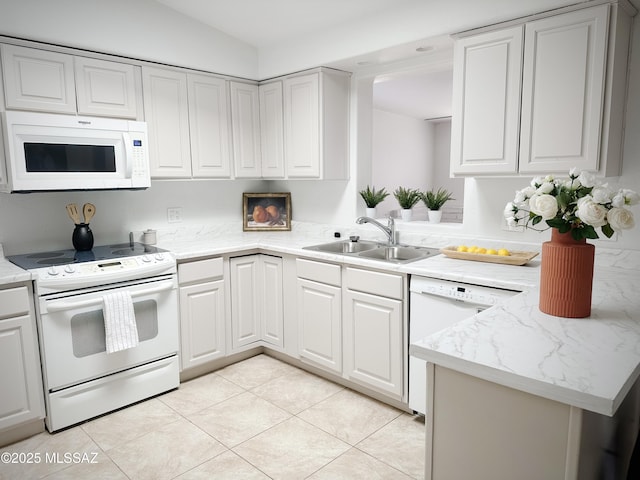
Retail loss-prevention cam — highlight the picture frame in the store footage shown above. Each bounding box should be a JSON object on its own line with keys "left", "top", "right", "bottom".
{"left": 243, "top": 192, "right": 292, "bottom": 231}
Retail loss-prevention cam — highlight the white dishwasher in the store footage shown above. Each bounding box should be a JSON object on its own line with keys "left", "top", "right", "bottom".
{"left": 409, "top": 275, "right": 519, "bottom": 415}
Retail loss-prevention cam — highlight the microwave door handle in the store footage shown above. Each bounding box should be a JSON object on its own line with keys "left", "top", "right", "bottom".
{"left": 122, "top": 132, "right": 133, "bottom": 178}
{"left": 45, "top": 280, "right": 175, "bottom": 313}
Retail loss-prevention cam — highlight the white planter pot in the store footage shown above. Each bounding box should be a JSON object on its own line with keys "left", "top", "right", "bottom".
{"left": 401, "top": 209, "right": 413, "bottom": 222}
{"left": 428, "top": 210, "right": 442, "bottom": 223}
{"left": 366, "top": 207, "right": 377, "bottom": 218}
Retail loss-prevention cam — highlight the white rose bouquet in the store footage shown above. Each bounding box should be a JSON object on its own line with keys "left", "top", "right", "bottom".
{"left": 504, "top": 168, "right": 639, "bottom": 241}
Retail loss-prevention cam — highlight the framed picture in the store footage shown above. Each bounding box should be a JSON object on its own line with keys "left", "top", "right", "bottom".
{"left": 243, "top": 192, "right": 292, "bottom": 231}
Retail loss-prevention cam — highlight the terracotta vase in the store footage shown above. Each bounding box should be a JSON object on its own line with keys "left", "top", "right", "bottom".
{"left": 539, "top": 229, "right": 595, "bottom": 318}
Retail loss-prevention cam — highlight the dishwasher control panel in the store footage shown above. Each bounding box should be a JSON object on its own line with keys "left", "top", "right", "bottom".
{"left": 410, "top": 276, "right": 518, "bottom": 307}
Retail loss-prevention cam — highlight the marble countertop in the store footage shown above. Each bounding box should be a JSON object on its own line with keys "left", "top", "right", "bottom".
{"left": 0, "top": 244, "right": 32, "bottom": 285}
{"left": 410, "top": 266, "right": 640, "bottom": 417}
{"left": 3, "top": 223, "right": 639, "bottom": 417}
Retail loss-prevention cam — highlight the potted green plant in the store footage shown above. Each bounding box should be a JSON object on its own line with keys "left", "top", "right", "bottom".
{"left": 422, "top": 187, "right": 454, "bottom": 223}
{"left": 393, "top": 187, "right": 421, "bottom": 221}
{"left": 359, "top": 185, "right": 389, "bottom": 217}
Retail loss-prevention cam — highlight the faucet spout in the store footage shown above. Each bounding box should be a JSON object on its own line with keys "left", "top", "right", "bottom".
{"left": 355, "top": 216, "right": 397, "bottom": 245}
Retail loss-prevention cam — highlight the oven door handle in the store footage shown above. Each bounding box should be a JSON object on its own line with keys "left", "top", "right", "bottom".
{"left": 44, "top": 280, "right": 175, "bottom": 313}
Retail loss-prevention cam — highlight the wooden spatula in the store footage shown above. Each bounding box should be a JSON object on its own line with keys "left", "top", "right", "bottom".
{"left": 83, "top": 203, "right": 96, "bottom": 223}
{"left": 66, "top": 203, "right": 81, "bottom": 224}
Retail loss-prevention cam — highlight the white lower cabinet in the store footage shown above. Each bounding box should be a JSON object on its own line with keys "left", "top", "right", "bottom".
{"left": 295, "top": 259, "right": 406, "bottom": 399}
{"left": 230, "top": 254, "right": 284, "bottom": 351}
{"left": 296, "top": 258, "right": 342, "bottom": 373}
{"left": 178, "top": 258, "right": 226, "bottom": 370}
{"left": 344, "top": 267, "right": 405, "bottom": 398}
{"left": 0, "top": 284, "right": 45, "bottom": 431}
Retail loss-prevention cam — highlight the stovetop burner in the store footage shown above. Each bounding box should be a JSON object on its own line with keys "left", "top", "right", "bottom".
{"left": 7, "top": 243, "right": 168, "bottom": 270}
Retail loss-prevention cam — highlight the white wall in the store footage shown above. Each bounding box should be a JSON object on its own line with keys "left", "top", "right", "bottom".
{"left": 257, "top": 0, "right": 581, "bottom": 78}
{"left": 0, "top": 0, "right": 258, "bottom": 78}
{"left": 0, "top": 179, "right": 267, "bottom": 254}
{"left": 371, "top": 109, "right": 433, "bottom": 217}
{"left": 431, "top": 120, "right": 464, "bottom": 210}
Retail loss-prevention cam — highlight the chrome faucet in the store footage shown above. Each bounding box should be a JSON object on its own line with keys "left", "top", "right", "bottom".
{"left": 356, "top": 216, "right": 397, "bottom": 245}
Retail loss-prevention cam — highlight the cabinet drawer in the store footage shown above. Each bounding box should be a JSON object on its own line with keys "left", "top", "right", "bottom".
{"left": 296, "top": 258, "right": 341, "bottom": 286}
{"left": 0, "top": 286, "right": 30, "bottom": 319}
{"left": 345, "top": 267, "right": 404, "bottom": 300}
{"left": 178, "top": 257, "right": 223, "bottom": 284}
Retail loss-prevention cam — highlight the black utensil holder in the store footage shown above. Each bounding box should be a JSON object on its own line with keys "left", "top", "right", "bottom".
{"left": 72, "top": 223, "right": 94, "bottom": 251}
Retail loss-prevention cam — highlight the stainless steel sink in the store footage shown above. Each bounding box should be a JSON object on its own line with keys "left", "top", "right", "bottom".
{"left": 357, "top": 245, "right": 438, "bottom": 263}
{"left": 303, "top": 239, "right": 380, "bottom": 254}
{"left": 303, "top": 240, "right": 438, "bottom": 263}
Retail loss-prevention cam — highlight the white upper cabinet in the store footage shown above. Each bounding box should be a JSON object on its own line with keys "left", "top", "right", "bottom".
{"left": 142, "top": 67, "right": 232, "bottom": 178}
{"left": 450, "top": 26, "right": 523, "bottom": 175}
{"left": 188, "top": 74, "right": 232, "bottom": 178}
{"left": 74, "top": 56, "right": 140, "bottom": 119}
{"left": 2, "top": 44, "right": 77, "bottom": 114}
{"left": 230, "top": 81, "right": 262, "bottom": 178}
{"left": 451, "top": 3, "right": 633, "bottom": 177}
{"left": 284, "top": 73, "right": 320, "bottom": 177}
{"left": 1, "top": 44, "right": 140, "bottom": 118}
{"left": 283, "top": 69, "right": 350, "bottom": 179}
{"left": 142, "top": 66, "right": 192, "bottom": 177}
{"left": 259, "top": 81, "right": 285, "bottom": 178}
{"left": 519, "top": 5, "right": 609, "bottom": 174}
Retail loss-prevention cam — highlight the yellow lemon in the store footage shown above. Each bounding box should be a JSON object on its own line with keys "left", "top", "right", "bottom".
{"left": 476, "top": 247, "right": 487, "bottom": 254}
{"left": 456, "top": 245, "right": 468, "bottom": 252}
{"left": 486, "top": 248, "right": 498, "bottom": 255}
{"left": 469, "top": 245, "right": 479, "bottom": 253}
{"left": 498, "top": 248, "right": 511, "bottom": 256}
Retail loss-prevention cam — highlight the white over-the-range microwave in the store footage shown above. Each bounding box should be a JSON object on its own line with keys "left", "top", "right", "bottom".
{"left": 0, "top": 111, "right": 151, "bottom": 193}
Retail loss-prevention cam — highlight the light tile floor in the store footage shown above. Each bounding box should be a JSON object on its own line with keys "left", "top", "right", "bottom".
{"left": 1, "top": 354, "right": 425, "bottom": 479}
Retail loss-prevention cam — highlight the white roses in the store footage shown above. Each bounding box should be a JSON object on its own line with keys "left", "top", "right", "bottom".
{"left": 504, "top": 169, "right": 638, "bottom": 240}
{"left": 529, "top": 194, "right": 558, "bottom": 220}
{"left": 575, "top": 197, "right": 607, "bottom": 227}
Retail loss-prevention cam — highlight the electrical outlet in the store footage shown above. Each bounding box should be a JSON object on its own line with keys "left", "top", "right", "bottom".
{"left": 167, "top": 207, "right": 183, "bottom": 223}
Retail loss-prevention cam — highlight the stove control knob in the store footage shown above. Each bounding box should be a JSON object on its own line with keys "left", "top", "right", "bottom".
{"left": 64, "top": 265, "right": 76, "bottom": 274}
{"left": 47, "top": 266, "right": 59, "bottom": 276}
{"left": 154, "top": 253, "right": 165, "bottom": 261}
{"left": 141, "top": 255, "right": 152, "bottom": 263}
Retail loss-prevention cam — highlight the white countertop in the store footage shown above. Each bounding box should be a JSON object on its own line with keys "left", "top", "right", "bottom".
{"left": 3, "top": 224, "right": 639, "bottom": 417}
{"left": 410, "top": 266, "right": 640, "bottom": 417}
{"left": 0, "top": 244, "right": 32, "bottom": 285}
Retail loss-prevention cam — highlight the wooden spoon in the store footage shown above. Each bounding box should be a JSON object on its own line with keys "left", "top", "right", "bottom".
{"left": 66, "top": 203, "right": 81, "bottom": 224}
{"left": 83, "top": 203, "right": 96, "bottom": 224}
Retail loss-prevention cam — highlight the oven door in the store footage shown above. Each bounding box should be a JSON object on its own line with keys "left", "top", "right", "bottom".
{"left": 37, "top": 275, "right": 178, "bottom": 391}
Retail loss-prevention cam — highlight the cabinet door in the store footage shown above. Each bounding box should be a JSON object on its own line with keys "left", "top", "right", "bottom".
{"left": 0, "top": 316, "right": 44, "bottom": 429}
{"left": 261, "top": 255, "right": 284, "bottom": 347}
{"left": 284, "top": 73, "right": 320, "bottom": 178}
{"left": 1, "top": 44, "right": 77, "bottom": 114}
{"left": 259, "top": 81, "right": 285, "bottom": 178}
{"left": 297, "top": 278, "right": 341, "bottom": 373}
{"left": 75, "top": 57, "right": 139, "bottom": 119}
{"left": 231, "top": 82, "right": 262, "bottom": 178}
{"left": 519, "top": 5, "right": 609, "bottom": 173}
{"left": 179, "top": 279, "right": 225, "bottom": 370}
{"left": 188, "top": 74, "right": 232, "bottom": 178}
{"left": 142, "top": 66, "right": 192, "bottom": 177}
{"left": 344, "top": 290, "right": 403, "bottom": 397}
{"left": 450, "top": 26, "right": 523, "bottom": 175}
{"left": 0, "top": 285, "right": 44, "bottom": 430}
{"left": 230, "top": 256, "right": 262, "bottom": 348}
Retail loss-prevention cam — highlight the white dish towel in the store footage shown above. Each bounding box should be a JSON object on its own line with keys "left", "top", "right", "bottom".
{"left": 103, "top": 291, "right": 139, "bottom": 354}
